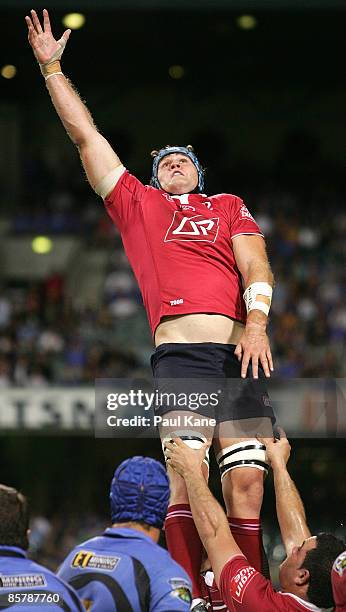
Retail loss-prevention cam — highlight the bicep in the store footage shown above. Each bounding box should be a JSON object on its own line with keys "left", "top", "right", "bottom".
{"left": 232, "top": 234, "right": 269, "bottom": 279}
{"left": 78, "top": 132, "right": 122, "bottom": 191}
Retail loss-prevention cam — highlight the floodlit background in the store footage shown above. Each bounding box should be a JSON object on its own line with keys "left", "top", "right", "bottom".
{"left": 0, "top": 0, "right": 345, "bottom": 584}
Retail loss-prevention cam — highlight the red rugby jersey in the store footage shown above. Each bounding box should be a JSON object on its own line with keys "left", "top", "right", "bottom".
{"left": 220, "top": 556, "right": 324, "bottom": 611}
{"left": 105, "top": 170, "right": 263, "bottom": 336}
{"left": 332, "top": 551, "right": 346, "bottom": 611}
{"left": 200, "top": 570, "right": 228, "bottom": 610}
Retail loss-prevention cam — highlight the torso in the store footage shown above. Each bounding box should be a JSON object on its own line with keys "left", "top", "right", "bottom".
{"left": 155, "top": 313, "right": 245, "bottom": 346}
{"left": 105, "top": 173, "right": 263, "bottom": 336}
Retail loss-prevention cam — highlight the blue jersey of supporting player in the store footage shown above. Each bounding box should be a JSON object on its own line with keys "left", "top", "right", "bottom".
{"left": 58, "top": 527, "right": 192, "bottom": 611}
{"left": 0, "top": 546, "right": 83, "bottom": 611}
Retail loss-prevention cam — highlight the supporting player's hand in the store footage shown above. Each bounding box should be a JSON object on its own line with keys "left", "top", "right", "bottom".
{"left": 258, "top": 427, "right": 291, "bottom": 470}
{"left": 234, "top": 318, "right": 273, "bottom": 379}
{"left": 164, "top": 438, "right": 210, "bottom": 478}
{"left": 25, "top": 9, "right": 71, "bottom": 66}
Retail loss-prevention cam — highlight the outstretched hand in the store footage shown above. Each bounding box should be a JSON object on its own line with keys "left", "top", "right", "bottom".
{"left": 258, "top": 427, "right": 291, "bottom": 470}
{"left": 164, "top": 438, "right": 210, "bottom": 478}
{"left": 25, "top": 9, "right": 71, "bottom": 65}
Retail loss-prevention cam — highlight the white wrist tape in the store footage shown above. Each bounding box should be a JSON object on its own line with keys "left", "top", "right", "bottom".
{"left": 94, "top": 165, "right": 126, "bottom": 199}
{"left": 243, "top": 282, "right": 272, "bottom": 316}
{"left": 45, "top": 71, "right": 63, "bottom": 81}
{"left": 39, "top": 35, "right": 68, "bottom": 69}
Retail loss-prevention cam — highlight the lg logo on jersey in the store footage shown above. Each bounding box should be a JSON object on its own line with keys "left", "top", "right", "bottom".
{"left": 164, "top": 211, "right": 220, "bottom": 243}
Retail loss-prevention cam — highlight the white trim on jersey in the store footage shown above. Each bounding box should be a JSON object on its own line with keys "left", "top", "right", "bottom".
{"left": 95, "top": 165, "right": 126, "bottom": 199}
{"left": 280, "top": 592, "right": 329, "bottom": 611}
{"left": 171, "top": 194, "right": 190, "bottom": 204}
{"left": 231, "top": 231, "right": 264, "bottom": 240}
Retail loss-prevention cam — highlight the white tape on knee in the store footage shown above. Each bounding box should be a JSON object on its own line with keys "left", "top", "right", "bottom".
{"left": 216, "top": 439, "right": 268, "bottom": 480}
{"left": 162, "top": 430, "right": 210, "bottom": 467}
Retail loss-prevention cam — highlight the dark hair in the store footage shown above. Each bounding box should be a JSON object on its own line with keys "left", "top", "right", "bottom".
{"left": 303, "top": 532, "right": 345, "bottom": 608}
{"left": 0, "top": 484, "right": 29, "bottom": 550}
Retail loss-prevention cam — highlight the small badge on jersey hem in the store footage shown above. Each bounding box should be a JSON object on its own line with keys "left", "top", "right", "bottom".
{"left": 71, "top": 551, "right": 120, "bottom": 571}
{"left": 169, "top": 578, "right": 192, "bottom": 604}
{"left": 0, "top": 574, "right": 47, "bottom": 588}
{"left": 230, "top": 565, "right": 257, "bottom": 603}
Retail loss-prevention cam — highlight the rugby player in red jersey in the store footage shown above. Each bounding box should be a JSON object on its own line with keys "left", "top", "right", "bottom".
{"left": 26, "top": 10, "right": 275, "bottom": 609}
{"left": 165, "top": 431, "right": 345, "bottom": 611}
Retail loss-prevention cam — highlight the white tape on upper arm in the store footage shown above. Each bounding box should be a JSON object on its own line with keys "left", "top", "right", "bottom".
{"left": 94, "top": 165, "right": 126, "bottom": 199}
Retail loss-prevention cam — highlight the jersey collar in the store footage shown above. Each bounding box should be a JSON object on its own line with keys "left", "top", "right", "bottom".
{"left": 280, "top": 592, "right": 331, "bottom": 612}
{"left": 103, "top": 527, "right": 155, "bottom": 545}
{"left": 171, "top": 193, "right": 207, "bottom": 205}
{"left": 0, "top": 545, "right": 27, "bottom": 558}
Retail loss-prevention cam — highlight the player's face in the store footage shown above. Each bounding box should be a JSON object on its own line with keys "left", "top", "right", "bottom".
{"left": 279, "top": 536, "right": 317, "bottom": 590}
{"left": 157, "top": 154, "right": 198, "bottom": 195}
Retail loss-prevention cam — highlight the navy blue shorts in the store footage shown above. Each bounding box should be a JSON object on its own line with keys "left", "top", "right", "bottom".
{"left": 151, "top": 342, "right": 275, "bottom": 424}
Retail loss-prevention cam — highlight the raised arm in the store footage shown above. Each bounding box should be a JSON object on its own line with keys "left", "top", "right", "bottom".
{"left": 262, "top": 430, "right": 311, "bottom": 555}
{"left": 232, "top": 234, "right": 274, "bottom": 378}
{"left": 25, "top": 9, "right": 122, "bottom": 197}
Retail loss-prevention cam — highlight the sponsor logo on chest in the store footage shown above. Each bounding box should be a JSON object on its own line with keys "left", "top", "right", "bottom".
{"left": 164, "top": 211, "right": 220, "bottom": 243}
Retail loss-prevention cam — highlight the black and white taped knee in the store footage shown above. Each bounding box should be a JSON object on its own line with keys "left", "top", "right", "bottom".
{"left": 162, "top": 430, "right": 210, "bottom": 470}
{"left": 216, "top": 439, "right": 269, "bottom": 480}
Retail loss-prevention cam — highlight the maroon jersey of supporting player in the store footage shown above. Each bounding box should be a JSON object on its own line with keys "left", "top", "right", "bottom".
{"left": 332, "top": 551, "right": 346, "bottom": 611}
{"left": 105, "top": 170, "right": 263, "bottom": 336}
{"left": 200, "top": 570, "right": 228, "bottom": 610}
{"left": 220, "top": 555, "right": 324, "bottom": 611}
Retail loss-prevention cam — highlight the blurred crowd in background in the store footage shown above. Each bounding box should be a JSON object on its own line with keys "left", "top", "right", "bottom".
{"left": 0, "top": 129, "right": 345, "bottom": 386}
{"left": 0, "top": 6, "right": 344, "bottom": 602}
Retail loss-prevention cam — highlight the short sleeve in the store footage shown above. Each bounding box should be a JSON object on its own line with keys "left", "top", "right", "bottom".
{"left": 104, "top": 170, "right": 147, "bottom": 230}
{"left": 229, "top": 197, "right": 264, "bottom": 240}
{"left": 220, "top": 556, "right": 289, "bottom": 611}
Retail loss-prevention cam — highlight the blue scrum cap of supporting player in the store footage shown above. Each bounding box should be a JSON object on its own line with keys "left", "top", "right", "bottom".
{"left": 150, "top": 145, "right": 205, "bottom": 193}
{"left": 110, "top": 456, "right": 170, "bottom": 529}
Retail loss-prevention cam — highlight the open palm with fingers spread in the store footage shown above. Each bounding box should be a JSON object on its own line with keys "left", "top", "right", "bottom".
{"left": 25, "top": 8, "right": 70, "bottom": 65}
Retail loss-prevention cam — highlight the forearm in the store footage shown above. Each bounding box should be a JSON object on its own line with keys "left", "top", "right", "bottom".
{"left": 45, "top": 70, "right": 97, "bottom": 146}
{"left": 244, "top": 259, "right": 274, "bottom": 289}
{"left": 26, "top": 9, "right": 121, "bottom": 192}
{"left": 184, "top": 468, "right": 232, "bottom": 548}
{"left": 244, "top": 259, "right": 274, "bottom": 328}
{"left": 44, "top": 70, "right": 121, "bottom": 189}
{"left": 273, "top": 465, "right": 311, "bottom": 554}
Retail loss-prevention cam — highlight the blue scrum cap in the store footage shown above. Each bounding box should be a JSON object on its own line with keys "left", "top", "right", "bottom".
{"left": 110, "top": 456, "right": 169, "bottom": 529}
{"left": 150, "top": 145, "right": 205, "bottom": 193}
